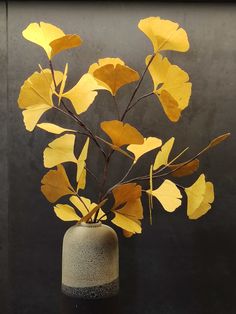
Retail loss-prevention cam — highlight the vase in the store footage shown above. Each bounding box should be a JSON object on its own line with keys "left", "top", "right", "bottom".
{"left": 61, "top": 221, "right": 119, "bottom": 299}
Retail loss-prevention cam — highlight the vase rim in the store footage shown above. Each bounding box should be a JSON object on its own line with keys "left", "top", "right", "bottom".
{"left": 79, "top": 221, "right": 102, "bottom": 228}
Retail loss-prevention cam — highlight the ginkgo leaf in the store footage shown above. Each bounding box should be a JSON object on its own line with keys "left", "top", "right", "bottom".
{"left": 111, "top": 199, "right": 143, "bottom": 235}
{"left": 149, "top": 179, "right": 182, "bottom": 212}
{"left": 80, "top": 199, "right": 108, "bottom": 223}
{"left": 43, "top": 134, "right": 77, "bottom": 168}
{"left": 22, "top": 22, "right": 82, "bottom": 59}
{"left": 37, "top": 123, "right": 76, "bottom": 134}
{"left": 111, "top": 183, "right": 143, "bottom": 236}
{"left": 100, "top": 120, "right": 144, "bottom": 149}
{"left": 138, "top": 17, "right": 189, "bottom": 53}
{"left": 50, "top": 34, "right": 82, "bottom": 58}
{"left": 62, "top": 73, "right": 102, "bottom": 115}
{"left": 185, "top": 174, "right": 214, "bottom": 219}
{"left": 112, "top": 183, "right": 142, "bottom": 208}
{"left": 146, "top": 54, "right": 191, "bottom": 122}
{"left": 169, "top": 159, "right": 200, "bottom": 177}
{"left": 89, "top": 58, "right": 139, "bottom": 95}
{"left": 76, "top": 138, "right": 90, "bottom": 190}
{"left": 153, "top": 137, "right": 175, "bottom": 171}
{"left": 54, "top": 204, "right": 80, "bottom": 221}
{"left": 127, "top": 137, "right": 162, "bottom": 163}
{"left": 89, "top": 57, "right": 139, "bottom": 95}
{"left": 41, "top": 164, "right": 75, "bottom": 203}
{"left": 18, "top": 69, "right": 63, "bottom": 131}
{"left": 70, "top": 195, "right": 106, "bottom": 221}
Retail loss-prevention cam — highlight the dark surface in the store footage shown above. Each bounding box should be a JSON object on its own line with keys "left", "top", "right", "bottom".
{"left": 1, "top": 1, "right": 236, "bottom": 313}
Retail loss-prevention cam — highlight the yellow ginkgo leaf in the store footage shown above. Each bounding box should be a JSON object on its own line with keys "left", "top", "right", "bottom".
{"left": 185, "top": 174, "right": 214, "bottom": 219}
{"left": 153, "top": 137, "right": 175, "bottom": 171}
{"left": 76, "top": 138, "right": 90, "bottom": 190}
{"left": 62, "top": 73, "right": 101, "bottom": 115}
{"left": 111, "top": 183, "right": 143, "bottom": 236}
{"left": 100, "top": 120, "right": 144, "bottom": 149}
{"left": 89, "top": 57, "right": 139, "bottom": 95}
{"left": 41, "top": 164, "right": 75, "bottom": 203}
{"left": 54, "top": 204, "right": 80, "bottom": 221}
{"left": 70, "top": 195, "right": 106, "bottom": 221}
{"left": 37, "top": 123, "right": 76, "bottom": 134}
{"left": 50, "top": 34, "right": 82, "bottom": 59}
{"left": 22, "top": 22, "right": 82, "bottom": 59}
{"left": 18, "top": 69, "right": 63, "bottom": 131}
{"left": 168, "top": 159, "right": 200, "bottom": 177}
{"left": 146, "top": 54, "right": 191, "bottom": 122}
{"left": 138, "top": 17, "right": 189, "bottom": 53}
{"left": 150, "top": 179, "right": 182, "bottom": 212}
{"left": 91, "top": 60, "right": 139, "bottom": 96}
{"left": 43, "top": 134, "right": 77, "bottom": 168}
{"left": 127, "top": 137, "right": 162, "bottom": 163}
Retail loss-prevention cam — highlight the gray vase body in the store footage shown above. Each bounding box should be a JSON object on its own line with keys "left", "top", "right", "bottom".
{"left": 61, "top": 222, "right": 119, "bottom": 299}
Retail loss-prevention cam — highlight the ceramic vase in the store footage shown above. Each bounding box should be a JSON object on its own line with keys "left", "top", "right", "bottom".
{"left": 61, "top": 222, "right": 119, "bottom": 299}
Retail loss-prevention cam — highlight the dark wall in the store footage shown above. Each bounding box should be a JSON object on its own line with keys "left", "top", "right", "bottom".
{"left": 1, "top": 2, "right": 236, "bottom": 313}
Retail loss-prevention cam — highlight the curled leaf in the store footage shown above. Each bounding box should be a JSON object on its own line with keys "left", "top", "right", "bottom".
{"left": 207, "top": 133, "right": 230, "bottom": 149}
{"left": 127, "top": 137, "right": 162, "bottom": 163}
{"left": 146, "top": 53, "right": 191, "bottom": 122}
{"left": 138, "top": 17, "right": 189, "bottom": 53}
{"left": 43, "top": 134, "right": 77, "bottom": 168}
{"left": 37, "top": 123, "right": 76, "bottom": 134}
{"left": 185, "top": 174, "right": 214, "bottom": 219}
{"left": 153, "top": 137, "right": 175, "bottom": 171}
{"left": 41, "top": 164, "right": 75, "bottom": 203}
{"left": 22, "top": 22, "right": 82, "bottom": 59}
{"left": 169, "top": 159, "right": 200, "bottom": 177}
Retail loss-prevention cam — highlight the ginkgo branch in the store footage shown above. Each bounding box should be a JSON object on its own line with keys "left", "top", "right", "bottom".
{"left": 121, "top": 53, "right": 156, "bottom": 121}
{"left": 125, "top": 91, "right": 154, "bottom": 114}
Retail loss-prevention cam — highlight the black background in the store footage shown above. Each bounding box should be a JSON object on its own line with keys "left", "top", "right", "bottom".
{"left": 0, "top": 1, "right": 236, "bottom": 313}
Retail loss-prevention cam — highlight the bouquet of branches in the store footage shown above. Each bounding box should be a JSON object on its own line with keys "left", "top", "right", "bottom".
{"left": 17, "top": 17, "right": 229, "bottom": 237}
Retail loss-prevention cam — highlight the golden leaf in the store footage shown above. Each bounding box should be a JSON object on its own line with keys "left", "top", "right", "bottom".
{"left": 43, "top": 134, "right": 77, "bottom": 168}
{"left": 79, "top": 199, "right": 108, "bottom": 223}
{"left": 111, "top": 183, "right": 143, "bottom": 236}
{"left": 127, "top": 137, "right": 162, "bottom": 163}
{"left": 169, "top": 159, "right": 200, "bottom": 177}
{"left": 76, "top": 138, "right": 90, "bottom": 190}
{"left": 91, "top": 61, "right": 139, "bottom": 96}
{"left": 146, "top": 54, "right": 191, "bottom": 122}
{"left": 37, "top": 123, "right": 76, "bottom": 134}
{"left": 41, "top": 164, "right": 75, "bottom": 203}
{"left": 57, "top": 63, "right": 68, "bottom": 105}
{"left": 70, "top": 195, "right": 106, "bottom": 221}
{"left": 150, "top": 180, "right": 182, "bottom": 212}
{"left": 153, "top": 137, "right": 175, "bottom": 171}
{"left": 138, "top": 17, "right": 189, "bottom": 53}
{"left": 62, "top": 73, "right": 101, "bottom": 115}
{"left": 89, "top": 57, "right": 139, "bottom": 95}
{"left": 100, "top": 120, "right": 144, "bottom": 149}
{"left": 18, "top": 69, "right": 63, "bottom": 131}
{"left": 22, "top": 22, "right": 82, "bottom": 59}
{"left": 50, "top": 34, "right": 82, "bottom": 59}
{"left": 54, "top": 204, "right": 80, "bottom": 221}
{"left": 185, "top": 174, "right": 214, "bottom": 219}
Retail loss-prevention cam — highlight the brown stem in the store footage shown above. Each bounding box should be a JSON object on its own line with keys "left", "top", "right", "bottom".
{"left": 121, "top": 53, "right": 156, "bottom": 121}
{"left": 49, "top": 60, "right": 107, "bottom": 159}
{"left": 125, "top": 92, "right": 154, "bottom": 114}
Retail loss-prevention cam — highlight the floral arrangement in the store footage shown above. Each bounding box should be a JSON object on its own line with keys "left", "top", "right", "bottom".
{"left": 17, "top": 17, "right": 229, "bottom": 237}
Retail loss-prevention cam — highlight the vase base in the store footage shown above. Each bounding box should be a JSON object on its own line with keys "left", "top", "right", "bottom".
{"left": 61, "top": 278, "right": 119, "bottom": 299}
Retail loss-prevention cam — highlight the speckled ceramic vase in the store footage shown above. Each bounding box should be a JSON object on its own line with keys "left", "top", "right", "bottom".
{"left": 61, "top": 222, "right": 119, "bottom": 299}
